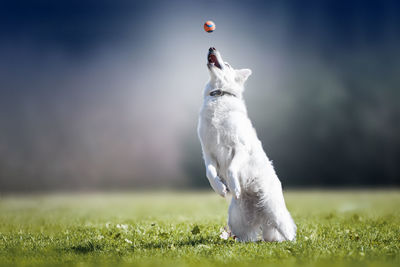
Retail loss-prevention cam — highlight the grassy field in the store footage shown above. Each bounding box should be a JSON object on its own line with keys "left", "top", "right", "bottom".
{"left": 0, "top": 190, "right": 399, "bottom": 266}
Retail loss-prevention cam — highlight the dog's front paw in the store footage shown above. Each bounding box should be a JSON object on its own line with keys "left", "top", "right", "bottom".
{"left": 215, "top": 179, "right": 228, "bottom": 198}
{"left": 233, "top": 187, "right": 241, "bottom": 199}
{"left": 219, "top": 184, "right": 228, "bottom": 198}
{"left": 221, "top": 187, "right": 228, "bottom": 198}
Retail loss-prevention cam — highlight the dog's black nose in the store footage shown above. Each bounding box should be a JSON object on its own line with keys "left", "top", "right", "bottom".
{"left": 209, "top": 47, "right": 216, "bottom": 52}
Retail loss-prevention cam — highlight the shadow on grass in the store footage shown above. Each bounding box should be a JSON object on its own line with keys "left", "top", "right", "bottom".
{"left": 142, "top": 235, "right": 232, "bottom": 249}
{"left": 70, "top": 240, "right": 104, "bottom": 253}
{"left": 66, "top": 236, "right": 227, "bottom": 255}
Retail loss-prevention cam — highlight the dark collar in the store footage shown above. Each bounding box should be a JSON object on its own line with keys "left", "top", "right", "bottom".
{"left": 209, "top": 89, "right": 236, "bottom": 98}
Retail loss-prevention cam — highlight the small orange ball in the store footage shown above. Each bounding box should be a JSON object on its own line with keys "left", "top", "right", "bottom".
{"left": 204, "top": 21, "right": 215, "bottom": 33}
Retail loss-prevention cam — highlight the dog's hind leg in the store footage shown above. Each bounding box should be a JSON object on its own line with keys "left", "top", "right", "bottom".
{"left": 261, "top": 205, "right": 296, "bottom": 241}
{"left": 262, "top": 224, "right": 285, "bottom": 242}
{"left": 228, "top": 198, "right": 260, "bottom": 242}
{"left": 272, "top": 211, "right": 296, "bottom": 241}
{"left": 227, "top": 147, "right": 247, "bottom": 199}
{"left": 259, "top": 189, "right": 297, "bottom": 241}
{"left": 276, "top": 210, "right": 297, "bottom": 241}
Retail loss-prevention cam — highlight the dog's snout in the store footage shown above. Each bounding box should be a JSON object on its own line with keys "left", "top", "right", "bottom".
{"left": 209, "top": 47, "right": 216, "bottom": 52}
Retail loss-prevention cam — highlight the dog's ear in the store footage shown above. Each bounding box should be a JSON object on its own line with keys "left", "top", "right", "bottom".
{"left": 236, "top": 69, "right": 252, "bottom": 84}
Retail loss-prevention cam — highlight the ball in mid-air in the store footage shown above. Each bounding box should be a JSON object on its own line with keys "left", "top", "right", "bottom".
{"left": 204, "top": 21, "right": 215, "bottom": 33}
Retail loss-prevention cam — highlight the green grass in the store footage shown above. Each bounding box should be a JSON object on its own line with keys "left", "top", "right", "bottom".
{"left": 0, "top": 190, "right": 399, "bottom": 266}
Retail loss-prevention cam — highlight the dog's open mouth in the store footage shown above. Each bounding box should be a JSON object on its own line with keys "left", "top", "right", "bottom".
{"left": 208, "top": 48, "right": 222, "bottom": 69}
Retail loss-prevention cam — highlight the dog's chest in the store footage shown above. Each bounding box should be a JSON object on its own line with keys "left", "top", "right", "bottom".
{"left": 200, "top": 102, "right": 227, "bottom": 140}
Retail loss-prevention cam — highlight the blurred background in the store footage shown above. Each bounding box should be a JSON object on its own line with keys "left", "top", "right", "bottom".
{"left": 0, "top": 0, "right": 399, "bottom": 192}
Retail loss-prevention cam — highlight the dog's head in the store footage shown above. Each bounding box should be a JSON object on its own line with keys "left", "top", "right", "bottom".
{"left": 206, "top": 47, "right": 252, "bottom": 98}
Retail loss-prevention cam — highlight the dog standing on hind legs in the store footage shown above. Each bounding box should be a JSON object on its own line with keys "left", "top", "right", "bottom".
{"left": 197, "top": 47, "right": 296, "bottom": 242}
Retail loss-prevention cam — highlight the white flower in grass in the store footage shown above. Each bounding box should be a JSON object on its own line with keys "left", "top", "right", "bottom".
{"left": 220, "top": 227, "right": 231, "bottom": 240}
{"left": 220, "top": 225, "right": 234, "bottom": 240}
{"left": 117, "top": 224, "right": 129, "bottom": 230}
{"left": 125, "top": 238, "right": 133, "bottom": 244}
{"left": 123, "top": 225, "right": 128, "bottom": 230}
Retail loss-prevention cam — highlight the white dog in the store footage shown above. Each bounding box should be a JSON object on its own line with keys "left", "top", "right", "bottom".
{"left": 197, "top": 47, "right": 296, "bottom": 242}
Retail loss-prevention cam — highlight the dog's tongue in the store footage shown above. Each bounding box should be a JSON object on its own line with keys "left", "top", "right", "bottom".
{"left": 208, "top": 54, "right": 221, "bottom": 69}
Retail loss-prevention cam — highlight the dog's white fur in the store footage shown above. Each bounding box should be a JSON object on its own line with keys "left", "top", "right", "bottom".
{"left": 197, "top": 48, "right": 296, "bottom": 242}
